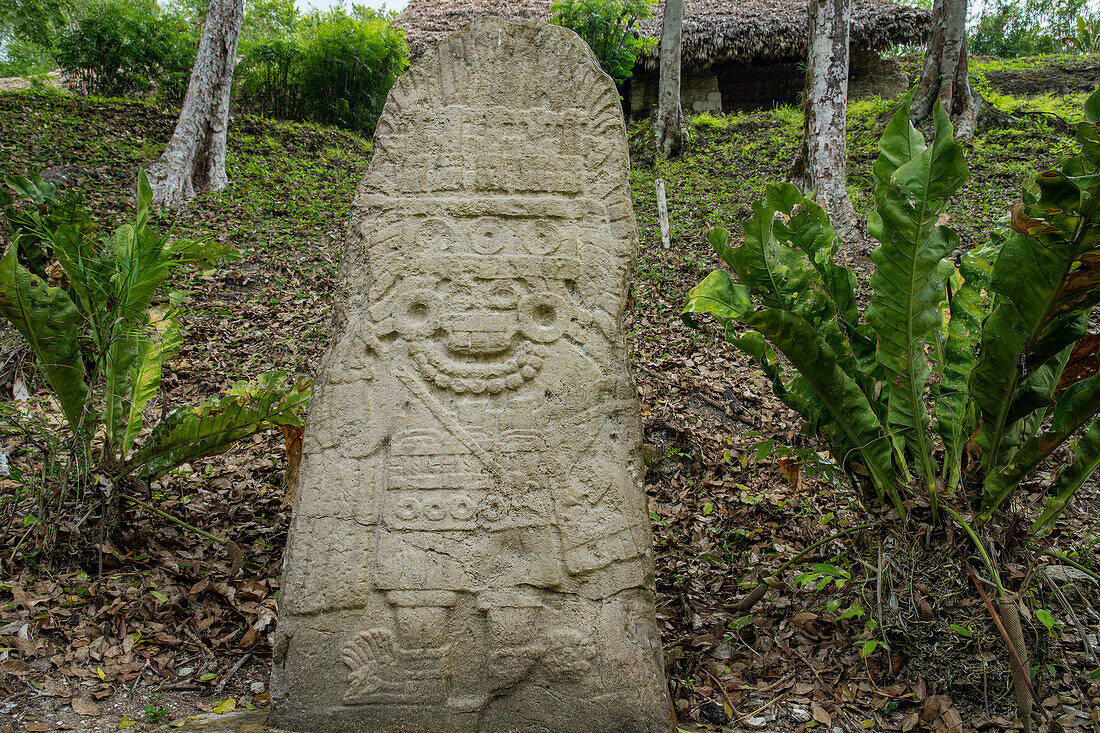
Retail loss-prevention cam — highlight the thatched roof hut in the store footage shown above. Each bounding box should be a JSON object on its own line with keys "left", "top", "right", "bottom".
{"left": 395, "top": 0, "right": 930, "bottom": 68}
{"left": 394, "top": 0, "right": 930, "bottom": 113}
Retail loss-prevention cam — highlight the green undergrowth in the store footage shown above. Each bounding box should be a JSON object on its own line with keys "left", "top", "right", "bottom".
{"left": 0, "top": 78, "right": 1085, "bottom": 342}
{"left": 0, "top": 89, "right": 372, "bottom": 380}
{"left": 629, "top": 87, "right": 1079, "bottom": 274}
{"left": 0, "top": 89, "right": 371, "bottom": 246}
{"left": 970, "top": 53, "right": 1097, "bottom": 123}
{"left": 970, "top": 52, "right": 1095, "bottom": 74}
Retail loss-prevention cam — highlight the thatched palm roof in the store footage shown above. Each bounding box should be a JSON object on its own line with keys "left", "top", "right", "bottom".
{"left": 395, "top": 0, "right": 930, "bottom": 69}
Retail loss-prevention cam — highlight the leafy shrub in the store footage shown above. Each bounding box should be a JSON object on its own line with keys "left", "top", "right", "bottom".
{"left": 235, "top": 7, "right": 407, "bottom": 133}
{"left": 968, "top": 0, "right": 1085, "bottom": 56}
{"left": 0, "top": 171, "right": 311, "bottom": 562}
{"left": 234, "top": 0, "right": 301, "bottom": 118}
{"left": 236, "top": 35, "right": 303, "bottom": 122}
{"left": 1065, "top": 14, "right": 1100, "bottom": 54}
{"left": 0, "top": 0, "right": 72, "bottom": 74}
{"left": 0, "top": 0, "right": 68, "bottom": 50}
{"left": 239, "top": 0, "right": 300, "bottom": 49}
{"left": 55, "top": 1, "right": 196, "bottom": 100}
{"left": 683, "top": 90, "right": 1100, "bottom": 537}
{"left": 550, "top": 0, "right": 656, "bottom": 85}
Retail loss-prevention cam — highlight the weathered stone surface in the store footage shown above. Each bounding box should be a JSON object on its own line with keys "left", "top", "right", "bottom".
{"left": 270, "top": 17, "right": 672, "bottom": 733}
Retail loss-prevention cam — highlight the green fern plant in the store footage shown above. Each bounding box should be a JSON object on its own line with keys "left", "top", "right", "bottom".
{"left": 683, "top": 91, "right": 1100, "bottom": 535}
{"left": 0, "top": 171, "right": 310, "bottom": 554}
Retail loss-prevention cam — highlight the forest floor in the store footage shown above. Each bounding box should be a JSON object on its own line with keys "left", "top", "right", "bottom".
{"left": 0, "top": 54, "right": 1098, "bottom": 732}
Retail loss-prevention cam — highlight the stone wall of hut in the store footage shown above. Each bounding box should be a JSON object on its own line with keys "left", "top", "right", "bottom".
{"left": 627, "top": 52, "right": 909, "bottom": 117}
{"left": 629, "top": 72, "right": 724, "bottom": 117}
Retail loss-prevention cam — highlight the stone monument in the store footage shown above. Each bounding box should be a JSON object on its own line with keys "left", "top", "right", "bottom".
{"left": 271, "top": 17, "right": 672, "bottom": 733}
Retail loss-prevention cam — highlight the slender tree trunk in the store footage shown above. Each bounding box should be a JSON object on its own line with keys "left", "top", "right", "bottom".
{"left": 789, "top": 0, "right": 857, "bottom": 233}
{"left": 148, "top": 0, "right": 244, "bottom": 209}
{"left": 654, "top": 0, "right": 684, "bottom": 157}
{"left": 911, "top": 0, "right": 979, "bottom": 140}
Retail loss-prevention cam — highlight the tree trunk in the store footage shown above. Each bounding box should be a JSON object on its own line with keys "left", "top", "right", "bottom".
{"left": 654, "top": 0, "right": 684, "bottom": 157}
{"left": 911, "top": 0, "right": 979, "bottom": 140}
{"left": 147, "top": 0, "right": 244, "bottom": 209}
{"left": 789, "top": 0, "right": 857, "bottom": 233}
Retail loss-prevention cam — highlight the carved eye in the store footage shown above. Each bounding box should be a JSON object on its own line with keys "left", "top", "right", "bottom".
{"left": 408, "top": 299, "right": 431, "bottom": 321}
{"left": 395, "top": 288, "right": 440, "bottom": 338}
{"left": 449, "top": 283, "right": 474, "bottom": 303}
{"left": 532, "top": 303, "right": 555, "bottom": 326}
{"left": 519, "top": 294, "right": 567, "bottom": 343}
{"left": 450, "top": 494, "right": 476, "bottom": 521}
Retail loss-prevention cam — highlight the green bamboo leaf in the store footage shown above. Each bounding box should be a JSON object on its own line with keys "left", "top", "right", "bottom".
{"left": 705, "top": 226, "right": 738, "bottom": 272}
{"left": 731, "top": 198, "right": 824, "bottom": 316}
{"left": 102, "top": 219, "right": 172, "bottom": 450}
{"left": 728, "top": 329, "right": 814, "bottom": 421}
{"left": 681, "top": 269, "right": 753, "bottom": 324}
{"left": 3, "top": 173, "right": 57, "bottom": 204}
{"left": 2, "top": 175, "right": 55, "bottom": 280}
{"left": 123, "top": 372, "right": 312, "bottom": 482}
{"left": 982, "top": 372, "right": 1100, "bottom": 516}
{"left": 49, "top": 220, "right": 104, "bottom": 309}
{"left": 1084, "top": 87, "right": 1100, "bottom": 125}
{"left": 865, "top": 102, "right": 969, "bottom": 497}
{"left": 733, "top": 186, "right": 879, "bottom": 399}
{"left": 871, "top": 95, "right": 925, "bottom": 198}
{"left": 933, "top": 241, "right": 995, "bottom": 491}
{"left": 682, "top": 270, "right": 816, "bottom": 420}
{"left": 971, "top": 161, "right": 1100, "bottom": 474}
{"left": 0, "top": 247, "right": 89, "bottom": 430}
{"left": 765, "top": 183, "right": 864, "bottom": 342}
{"left": 1031, "top": 419, "right": 1100, "bottom": 534}
{"left": 739, "top": 309, "right": 900, "bottom": 512}
{"left": 121, "top": 313, "right": 182, "bottom": 458}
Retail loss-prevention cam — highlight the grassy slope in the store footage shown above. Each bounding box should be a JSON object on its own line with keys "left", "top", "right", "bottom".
{"left": 0, "top": 62, "right": 1094, "bottom": 729}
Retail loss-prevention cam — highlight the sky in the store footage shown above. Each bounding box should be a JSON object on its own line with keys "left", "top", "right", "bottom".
{"left": 294, "top": 0, "right": 409, "bottom": 12}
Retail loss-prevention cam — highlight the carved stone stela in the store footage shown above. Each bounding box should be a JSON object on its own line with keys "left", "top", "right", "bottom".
{"left": 271, "top": 18, "right": 672, "bottom": 733}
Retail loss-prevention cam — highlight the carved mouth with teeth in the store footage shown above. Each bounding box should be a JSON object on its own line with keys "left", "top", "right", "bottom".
{"left": 394, "top": 278, "right": 569, "bottom": 394}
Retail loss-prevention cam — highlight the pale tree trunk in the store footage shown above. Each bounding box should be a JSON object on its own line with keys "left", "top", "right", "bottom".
{"left": 789, "top": 0, "right": 857, "bottom": 233}
{"left": 654, "top": 0, "right": 684, "bottom": 157}
{"left": 911, "top": 0, "right": 979, "bottom": 140}
{"left": 147, "top": 0, "right": 244, "bottom": 209}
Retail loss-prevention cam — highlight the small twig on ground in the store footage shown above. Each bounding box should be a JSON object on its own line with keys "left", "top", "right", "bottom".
{"left": 1017, "top": 109, "right": 1075, "bottom": 135}
{"left": 182, "top": 624, "right": 215, "bottom": 660}
{"left": 731, "top": 690, "right": 787, "bottom": 725}
{"left": 736, "top": 672, "right": 793, "bottom": 695}
{"left": 120, "top": 493, "right": 226, "bottom": 544}
{"left": 728, "top": 522, "right": 879, "bottom": 612}
{"left": 705, "top": 669, "right": 739, "bottom": 719}
{"left": 155, "top": 683, "right": 205, "bottom": 693}
{"left": 876, "top": 537, "right": 894, "bottom": 675}
{"left": 213, "top": 652, "right": 252, "bottom": 697}
{"left": 793, "top": 646, "right": 827, "bottom": 690}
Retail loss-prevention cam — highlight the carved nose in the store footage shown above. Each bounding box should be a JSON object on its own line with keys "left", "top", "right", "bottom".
{"left": 446, "top": 313, "right": 515, "bottom": 355}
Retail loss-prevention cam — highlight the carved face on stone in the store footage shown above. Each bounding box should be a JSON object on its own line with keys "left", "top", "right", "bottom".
{"left": 384, "top": 215, "right": 584, "bottom": 395}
